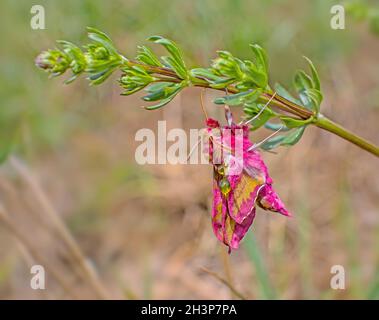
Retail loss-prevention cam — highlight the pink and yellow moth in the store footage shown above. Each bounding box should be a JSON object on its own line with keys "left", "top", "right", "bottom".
{"left": 204, "top": 117, "right": 291, "bottom": 252}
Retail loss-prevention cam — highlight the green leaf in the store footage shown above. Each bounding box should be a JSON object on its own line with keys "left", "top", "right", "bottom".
{"left": 136, "top": 45, "right": 162, "bottom": 67}
{"left": 120, "top": 85, "right": 146, "bottom": 96}
{"left": 303, "top": 56, "right": 321, "bottom": 90}
{"left": 144, "top": 83, "right": 183, "bottom": 110}
{"left": 242, "top": 60, "right": 267, "bottom": 88}
{"left": 247, "top": 110, "right": 274, "bottom": 131}
{"left": 280, "top": 126, "right": 306, "bottom": 146}
{"left": 264, "top": 121, "right": 290, "bottom": 131}
{"left": 212, "top": 51, "right": 243, "bottom": 80}
{"left": 87, "top": 59, "right": 122, "bottom": 85}
{"left": 148, "top": 36, "right": 187, "bottom": 78}
{"left": 161, "top": 56, "right": 187, "bottom": 79}
{"left": 190, "top": 68, "right": 224, "bottom": 82}
{"left": 260, "top": 135, "right": 286, "bottom": 151}
{"left": 243, "top": 100, "right": 276, "bottom": 130}
{"left": 305, "top": 88, "right": 323, "bottom": 110}
{"left": 294, "top": 70, "right": 314, "bottom": 92}
{"left": 143, "top": 83, "right": 180, "bottom": 102}
{"left": 250, "top": 44, "right": 268, "bottom": 73}
{"left": 144, "top": 94, "right": 178, "bottom": 110}
{"left": 259, "top": 125, "right": 306, "bottom": 150}
{"left": 145, "top": 82, "right": 171, "bottom": 93}
{"left": 214, "top": 89, "right": 261, "bottom": 106}
{"left": 87, "top": 27, "right": 118, "bottom": 56}
{"left": 279, "top": 116, "right": 313, "bottom": 128}
{"left": 209, "top": 78, "right": 235, "bottom": 89}
{"left": 298, "top": 88, "right": 322, "bottom": 113}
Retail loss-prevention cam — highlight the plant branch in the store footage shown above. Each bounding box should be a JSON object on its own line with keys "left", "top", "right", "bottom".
{"left": 315, "top": 115, "right": 379, "bottom": 156}
{"left": 128, "top": 61, "right": 378, "bottom": 156}
{"left": 34, "top": 28, "right": 379, "bottom": 157}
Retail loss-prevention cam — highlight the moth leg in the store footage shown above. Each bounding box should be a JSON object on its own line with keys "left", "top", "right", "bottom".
{"left": 242, "top": 91, "right": 277, "bottom": 126}
{"left": 248, "top": 125, "right": 283, "bottom": 151}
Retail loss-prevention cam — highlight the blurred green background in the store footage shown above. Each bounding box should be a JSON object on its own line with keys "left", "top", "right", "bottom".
{"left": 0, "top": 0, "right": 378, "bottom": 299}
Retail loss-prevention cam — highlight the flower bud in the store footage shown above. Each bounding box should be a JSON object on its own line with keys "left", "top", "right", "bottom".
{"left": 35, "top": 49, "right": 70, "bottom": 76}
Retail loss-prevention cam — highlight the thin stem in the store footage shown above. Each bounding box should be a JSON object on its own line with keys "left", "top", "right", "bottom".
{"left": 200, "top": 267, "right": 247, "bottom": 300}
{"left": 127, "top": 60, "right": 178, "bottom": 78}
{"left": 265, "top": 93, "right": 314, "bottom": 119}
{"left": 315, "top": 115, "right": 379, "bottom": 157}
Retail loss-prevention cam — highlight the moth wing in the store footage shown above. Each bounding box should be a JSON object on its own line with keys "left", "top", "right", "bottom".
{"left": 212, "top": 173, "right": 257, "bottom": 251}
{"left": 224, "top": 207, "right": 256, "bottom": 250}
{"left": 211, "top": 175, "right": 228, "bottom": 244}
{"left": 227, "top": 170, "right": 265, "bottom": 224}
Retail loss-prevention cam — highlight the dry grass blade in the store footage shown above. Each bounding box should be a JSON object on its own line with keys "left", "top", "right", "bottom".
{"left": 8, "top": 156, "right": 109, "bottom": 299}
{"left": 200, "top": 267, "right": 247, "bottom": 300}
{"left": 0, "top": 202, "right": 80, "bottom": 299}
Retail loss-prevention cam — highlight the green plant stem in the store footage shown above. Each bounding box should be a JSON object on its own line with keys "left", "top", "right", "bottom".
{"left": 315, "top": 114, "right": 379, "bottom": 157}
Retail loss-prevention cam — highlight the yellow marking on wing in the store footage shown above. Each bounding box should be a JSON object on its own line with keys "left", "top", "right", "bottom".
{"left": 214, "top": 203, "right": 223, "bottom": 221}
{"left": 230, "top": 173, "right": 262, "bottom": 218}
{"left": 224, "top": 215, "right": 235, "bottom": 245}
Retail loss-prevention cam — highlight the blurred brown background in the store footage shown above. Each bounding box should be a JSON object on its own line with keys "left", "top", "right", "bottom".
{"left": 0, "top": 0, "right": 378, "bottom": 299}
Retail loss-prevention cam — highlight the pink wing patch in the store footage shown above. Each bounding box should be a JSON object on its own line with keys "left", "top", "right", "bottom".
{"left": 211, "top": 179, "right": 228, "bottom": 244}
{"left": 224, "top": 207, "right": 256, "bottom": 250}
{"left": 257, "top": 184, "right": 291, "bottom": 217}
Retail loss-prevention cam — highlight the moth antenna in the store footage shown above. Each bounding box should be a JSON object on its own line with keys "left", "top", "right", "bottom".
{"left": 199, "top": 88, "right": 209, "bottom": 121}
{"left": 242, "top": 92, "right": 277, "bottom": 126}
{"left": 248, "top": 125, "right": 283, "bottom": 151}
{"left": 224, "top": 87, "right": 233, "bottom": 126}
{"left": 187, "top": 137, "right": 201, "bottom": 162}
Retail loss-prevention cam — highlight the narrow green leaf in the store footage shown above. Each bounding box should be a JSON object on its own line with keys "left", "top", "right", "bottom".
{"left": 121, "top": 85, "right": 146, "bottom": 96}
{"left": 294, "top": 70, "right": 314, "bottom": 92}
{"left": 190, "top": 68, "right": 224, "bottom": 82}
{"left": 279, "top": 116, "right": 313, "bottom": 128}
{"left": 250, "top": 44, "right": 268, "bottom": 72}
{"left": 248, "top": 110, "right": 273, "bottom": 131}
{"left": 161, "top": 56, "right": 187, "bottom": 79}
{"left": 209, "top": 78, "right": 235, "bottom": 89}
{"left": 214, "top": 89, "right": 261, "bottom": 106}
{"left": 280, "top": 126, "right": 306, "bottom": 146}
{"left": 243, "top": 60, "right": 267, "bottom": 88}
{"left": 305, "top": 88, "right": 323, "bottom": 111}
{"left": 144, "top": 83, "right": 183, "bottom": 110}
{"left": 264, "top": 121, "right": 290, "bottom": 131}
{"left": 136, "top": 45, "right": 162, "bottom": 67}
{"left": 303, "top": 56, "right": 321, "bottom": 90}
{"left": 87, "top": 27, "right": 118, "bottom": 56}
{"left": 148, "top": 36, "right": 187, "bottom": 77}
{"left": 143, "top": 83, "right": 180, "bottom": 102}
{"left": 88, "top": 68, "right": 115, "bottom": 85}
{"left": 260, "top": 135, "right": 286, "bottom": 151}
{"left": 145, "top": 82, "right": 171, "bottom": 93}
